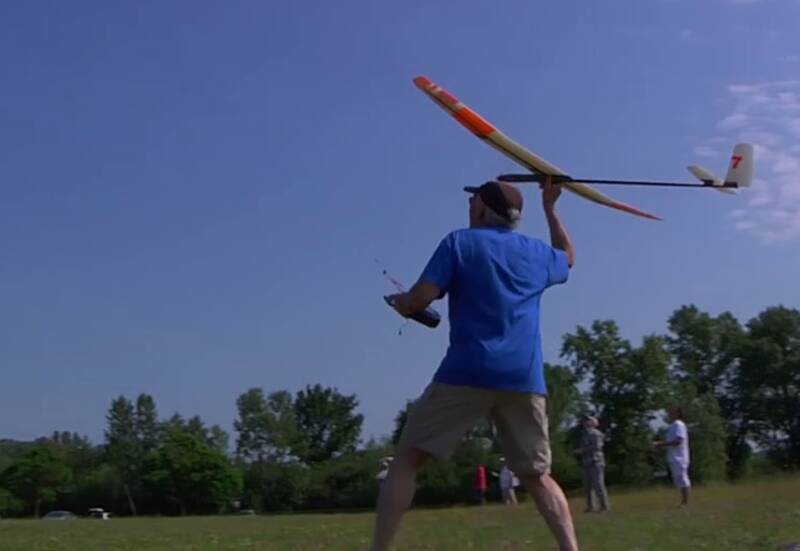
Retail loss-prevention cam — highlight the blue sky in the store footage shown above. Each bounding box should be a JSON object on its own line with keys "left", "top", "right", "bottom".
{"left": 2, "top": 1, "right": 799, "bottom": 445}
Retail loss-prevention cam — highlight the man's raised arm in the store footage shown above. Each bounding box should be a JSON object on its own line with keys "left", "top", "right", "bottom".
{"left": 542, "top": 176, "right": 575, "bottom": 268}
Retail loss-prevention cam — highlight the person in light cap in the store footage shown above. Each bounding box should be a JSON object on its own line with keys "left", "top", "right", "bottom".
{"left": 370, "top": 177, "right": 579, "bottom": 551}
{"left": 574, "top": 415, "right": 610, "bottom": 512}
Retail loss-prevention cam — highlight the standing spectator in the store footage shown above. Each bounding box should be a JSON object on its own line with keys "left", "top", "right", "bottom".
{"left": 376, "top": 457, "right": 394, "bottom": 490}
{"left": 573, "top": 416, "right": 609, "bottom": 512}
{"left": 496, "top": 457, "right": 519, "bottom": 505}
{"left": 654, "top": 406, "right": 691, "bottom": 507}
{"left": 474, "top": 464, "right": 488, "bottom": 504}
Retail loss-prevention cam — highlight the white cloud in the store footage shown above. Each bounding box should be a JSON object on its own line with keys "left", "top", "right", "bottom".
{"left": 787, "top": 117, "right": 800, "bottom": 137}
{"left": 784, "top": 55, "right": 800, "bottom": 63}
{"left": 749, "top": 196, "right": 772, "bottom": 207}
{"left": 772, "top": 152, "right": 800, "bottom": 174}
{"left": 738, "top": 129, "right": 782, "bottom": 147}
{"left": 693, "top": 145, "right": 719, "bottom": 158}
{"left": 718, "top": 113, "right": 750, "bottom": 129}
{"left": 699, "top": 80, "right": 800, "bottom": 243}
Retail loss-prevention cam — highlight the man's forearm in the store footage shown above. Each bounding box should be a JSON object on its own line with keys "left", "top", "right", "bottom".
{"left": 545, "top": 206, "right": 575, "bottom": 267}
{"left": 392, "top": 282, "right": 440, "bottom": 317}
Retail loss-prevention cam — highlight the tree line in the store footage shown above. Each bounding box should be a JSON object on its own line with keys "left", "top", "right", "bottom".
{"left": 1, "top": 304, "right": 798, "bottom": 517}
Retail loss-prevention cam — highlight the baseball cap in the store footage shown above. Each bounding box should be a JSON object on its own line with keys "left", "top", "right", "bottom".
{"left": 464, "top": 181, "right": 524, "bottom": 221}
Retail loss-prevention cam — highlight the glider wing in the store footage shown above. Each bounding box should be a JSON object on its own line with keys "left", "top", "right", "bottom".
{"left": 413, "top": 76, "right": 661, "bottom": 221}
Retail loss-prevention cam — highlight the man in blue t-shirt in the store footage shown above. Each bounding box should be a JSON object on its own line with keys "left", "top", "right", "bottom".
{"left": 369, "top": 178, "right": 579, "bottom": 551}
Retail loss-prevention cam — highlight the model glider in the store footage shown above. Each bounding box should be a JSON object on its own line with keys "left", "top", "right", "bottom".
{"left": 413, "top": 76, "right": 754, "bottom": 221}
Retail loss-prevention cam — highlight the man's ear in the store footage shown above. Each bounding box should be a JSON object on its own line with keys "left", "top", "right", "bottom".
{"left": 475, "top": 199, "right": 486, "bottom": 219}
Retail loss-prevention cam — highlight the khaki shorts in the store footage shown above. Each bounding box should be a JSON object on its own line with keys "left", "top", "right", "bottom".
{"left": 398, "top": 382, "right": 551, "bottom": 476}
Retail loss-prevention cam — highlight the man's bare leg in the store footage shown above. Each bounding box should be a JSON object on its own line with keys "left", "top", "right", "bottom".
{"left": 519, "top": 473, "right": 580, "bottom": 551}
{"left": 369, "top": 447, "right": 431, "bottom": 551}
{"left": 680, "top": 487, "right": 689, "bottom": 506}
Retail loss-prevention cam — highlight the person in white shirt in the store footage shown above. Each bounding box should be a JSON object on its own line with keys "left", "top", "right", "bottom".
{"left": 654, "top": 406, "right": 690, "bottom": 506}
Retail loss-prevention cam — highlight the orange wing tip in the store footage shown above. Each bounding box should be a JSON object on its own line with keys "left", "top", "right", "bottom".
{"left": 413, "top": 76, "right": 433, "bottom": 89}
{"left": 414, "top": 76, "right": 496, "bottom": 137}
{"left": 453, "top": 107, "right": 496, "bottom": 138}
{"left": 413, "top": 76, "right": 459, "bottom": 108}
{"left": 616, "top": 203, "right": 662, "bottom": 221}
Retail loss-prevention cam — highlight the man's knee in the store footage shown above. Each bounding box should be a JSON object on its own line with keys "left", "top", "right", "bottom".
{"left": 520, "top": 471, "right": 548, "bottom": 489}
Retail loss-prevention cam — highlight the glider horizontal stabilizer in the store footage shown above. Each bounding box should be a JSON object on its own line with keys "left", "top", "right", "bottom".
{"left": 686, "top": 143, "right": 754, "bottom": 194}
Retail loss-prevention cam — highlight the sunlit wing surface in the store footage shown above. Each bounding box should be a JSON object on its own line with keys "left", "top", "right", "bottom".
{"left": 414, "top": 76, "right": 662, "bottom": 221}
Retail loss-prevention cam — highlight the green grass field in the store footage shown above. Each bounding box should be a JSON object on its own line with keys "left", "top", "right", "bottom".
{"left": 2, "top": 476, "right": 799, "bottom": 550}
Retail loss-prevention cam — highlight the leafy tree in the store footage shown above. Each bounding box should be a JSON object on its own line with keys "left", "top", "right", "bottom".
{"left": 545, "top": 363, "right": 582, "bottom": 433}
{"left": 562, "top": 322, "right": 670, "bottom": 484}
{"left": 667, "top": 305, "right": 747, "bottom": 477}
{"left": 0, "top": 447, "right": 72, "bottom": 517}
{"left": 186, "top": 416, "right": 207, "bottom": 441}
{"left": 303, "top": 453, "right": 385, "bottom": 510}
{"left": 104, "top": 396, "right": 139, "bottom": 514}
{"left": 415, "top": 437, "right": 496, "bottom": 506}
{"left": 294, "top": 385, "right": 364, "bottom": 464}
{"left": 67, "top": 462, "right": 117, "bottom": 515}
{"left": 736, "top": 306, "right": 800, "bottom": 469}
{"left": 39, "top": 431, "right": 97, "bottom": 478}
{"left": 241, "top": 461, "right": 310, "bottom": 512}
{"left": 549, "top": 434, "right": 584, "bottom": 491}
{"left": 166, "top": 414, "right": 231, "bottom": 454}
{"left": 142, "top": 430, "right": 242, "bottom": 515}
{"left": 162, "top": 413, "right": 187, "bottom": 434}
{"left": 235, "top": 389, "right": 301, "bottom": 463}
{"left": 667, "top": 305, "right": 744, "bottom": 397}
{"left": 135, "top": 394, "right": 160, "bottom": 455}
{"left": 0, "top": 439, "right": 34, "bottom": 474}
{"left": 208, "top": 425, "right": 230, "bottom": 454}
{"left": 544, "top": 364, "right": 584, "bottom": 490}
{"left": 0, "top": 487, "right": 24, "bottom": 517}
{"left": 36, "top": 430, "right": 108, "bottom": 514}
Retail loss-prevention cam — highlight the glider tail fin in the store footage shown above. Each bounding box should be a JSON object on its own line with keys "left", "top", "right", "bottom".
{"left": 687, "top": 165, "right": 736, "bottom": 194}
{"left": 725, "top": 143, "right": 754, "bottom": 188}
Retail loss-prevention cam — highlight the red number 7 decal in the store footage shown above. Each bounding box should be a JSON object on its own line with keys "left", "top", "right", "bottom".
{"left": 731, "top": 155, "right": 743, "bottom": 169}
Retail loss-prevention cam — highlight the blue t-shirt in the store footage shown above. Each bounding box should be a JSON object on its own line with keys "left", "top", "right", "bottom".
{"left": 418, "top": 227, "right": 569, "bottom": 394}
